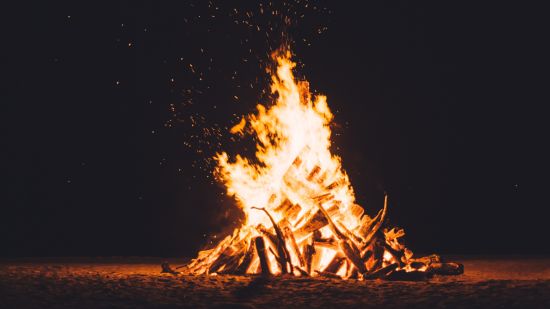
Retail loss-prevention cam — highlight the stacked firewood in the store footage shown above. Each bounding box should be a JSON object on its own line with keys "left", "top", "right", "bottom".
{"left": 184, "top": 150, "right": 463, "bottom": 280}
{"left": 183, "top": 193, "right": 463, "bottom": 280}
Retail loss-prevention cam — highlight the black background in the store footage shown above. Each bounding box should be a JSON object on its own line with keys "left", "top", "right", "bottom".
{"left": 3, "top": 1, "right": 548, "bottom": 257}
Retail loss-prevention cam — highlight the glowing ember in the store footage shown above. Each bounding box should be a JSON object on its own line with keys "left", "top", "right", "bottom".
{"left": 184, "top": 46, "right": 462, "bottom": 280}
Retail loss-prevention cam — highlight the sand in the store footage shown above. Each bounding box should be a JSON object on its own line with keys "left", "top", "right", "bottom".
{"left": 1, "top": 256, "right": 549, "bottom": 308}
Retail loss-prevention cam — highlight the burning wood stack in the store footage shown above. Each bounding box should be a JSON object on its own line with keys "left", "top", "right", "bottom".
{"left": 183, "top": 152, "right": 462, "bottom": 280}
{"left": 183, "top": 47, "right": 463, "bottom": 280}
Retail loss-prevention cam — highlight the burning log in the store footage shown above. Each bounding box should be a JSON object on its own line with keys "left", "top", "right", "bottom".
{"left": 280, "top": 220, "right": 305, "bottom": 267}
{"left": 254, "top": 237, "right": 271, "bottom": 276}
{"left": 349, "top": 203, "right": 364, "bottom": 220}
{"left": 315, "top": 201, "right": 367, "bottom": 274}
{"left": 286, "top": 204, "right": 302, "bottom": 222}
{"left": 383, "top": 243, "right": 405, "bottom": 267}
{"left": 363, "top": 263, "right": 398, "bottom": 280}
{"left": 306, "top": 165, "right": 321, "bottom": 181}
{"left": 314, "top": 270, "right": 341, "bottom": 279}
{"left": 359, "top": 195, "right": 388, "bottom": 247}
{"left": 385, "top": 270, "right": 433, "bottom": 281}
{"left": 365, "top": 237, "right": 384, "bottom": 272}
{"left": 160, "top": 262, "right": 180, "bottom": 275}
{"left": 303, "top": 235, "right": 316, "bottom": 274}
{"left": 252, "top": 207, "right": 293, "bottom": 274}
{"left": 255, "top": 224, "right": 279, "bottom": 249}
{"left": 313, "top": 237, "right": 338, "bottom": 250}
{"left": 273, "top": 198, "right": 293, "bottom": 214}
{"left": 294, "top": 266, "right": 309, "bottom": 276}
{"left": 410, "top": 254, "right": 441, "bottom": 265}
{"left": 323, "top": 253, "right": 346, "bottom": 273}
{"left": 235, "top": 240, "right": 256, "bottom": 274}
{"left": 294, "top": 204, "right": 339, "bottom": 238}
{"left": 183, "top": 48, "right": 462, "bottom": 281}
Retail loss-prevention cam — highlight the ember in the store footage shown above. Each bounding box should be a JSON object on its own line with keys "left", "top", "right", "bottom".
{"left": 183, "top": 46, "right": 462, "bottom": 280}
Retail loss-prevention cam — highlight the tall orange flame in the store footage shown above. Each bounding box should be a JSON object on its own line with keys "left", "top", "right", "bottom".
{"left": 183, "top": 46, "right": 437, "bottom": 279}
{"left": 216, "top": 48, "right": 357, "bottom": 230}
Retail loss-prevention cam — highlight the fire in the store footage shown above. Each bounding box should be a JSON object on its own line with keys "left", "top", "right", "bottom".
{"left": 216, "top": 48, "right": 355, "bottom": 230}
{"left": 184, "top": 46, "right": 462, "bottom": 280}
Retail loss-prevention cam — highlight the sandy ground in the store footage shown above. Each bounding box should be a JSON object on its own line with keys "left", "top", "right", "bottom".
{"left": 1, "top": 256, "right": 549, "bottom": 308}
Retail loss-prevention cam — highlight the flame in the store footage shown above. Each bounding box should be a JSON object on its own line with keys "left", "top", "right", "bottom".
{"left": 216, "top": 48, "right": 357, "bottom": 229}
{"left": 184, "top": 46, "right": 433, "bottom": 279}
{"left": 212, "top": 47, "right": 361, "bottom": 273}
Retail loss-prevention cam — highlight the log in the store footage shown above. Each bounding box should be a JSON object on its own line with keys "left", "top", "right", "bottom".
{"left": 273, "top": 198, "right": 293, "bottom": 214}
{"left": 293, "top": 266, "right": 309, "bottom": 276}
{"left": 427, "top": 262, "right": 464, "bottom": 275}
{"left": 252, "top": 207, "right": 292, "bottom": 274}
{"left": 314, "top": 237, "right": 338, "bottom": 250}
{"left": 306, "top": 165, "right": 321, "bottom": 181}
{"left": 286, "top": 203, "right": 302, "bottom": 222}
{"left": 410, "top": 254, "right": 441, "bottom": 265}
{"left": 337, "top": 220, "right": 363, "bottom": 245}
{"left": 255, "top": 225, "right": 278, "bottom": 250}
{"left": 254, "top": 237, "right": 271, "bottom": 276}
{"left": 160, "top": 262, "right": 180, "bottom": 275}
{"left": 294, "top": 210, "right": 328, "bottom": 238}
{"left": 294, "top": 204, "right": 340, "bottom": 238}
{"left": 235, "top": 240, "right": 256, "bottom": 274}
{"left": 365, "top": 237, "right": 383, "bottom": 272}
{"left": 350, "top": 204, "right": 364, "bottom": 220}
{"left": 314, "top": 201, "right": 367, "bottom": 274}
{"left": 409, "top": 261, "right": 425, "bottom": 270}
{"left": 219, "top": 253, "right": 244, "bottom": 274}
{"left": 345, "top": 262, "right": 357, "bottom": 279}
{"left": 324, "top": 253, "right": 346, "bottom": 273}
{"left": 304, "top": 236, "right": 316, "bottom": 274}
{"left": 383, "top": 243, "right": 405, "bottom": 267}
{"left": 348, "top": 268, "right": 359, "bottom": 279}
{"left": 208, "top": 251, "right": 235, "bottom": 274}
{"left": 314, "top": 270, "right": 341, "bottom": 279}
{"left": 281, "top": 222, "right": 305, "bottom": 267}
{"left": 312, "top": 192, "right": 332, "bottom": 202}
{"left": 385, "top": 270, "right": 433, "bottom": 281}
{"left": 363, "top": 262, "right": 398, "bottom": 280}
{"left": 359, "top": 194, "right": 389, "bottom": 248}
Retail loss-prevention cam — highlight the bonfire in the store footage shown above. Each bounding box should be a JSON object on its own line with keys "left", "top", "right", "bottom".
{"left": 182, "top": 47, "right": 463, "bottom": 280}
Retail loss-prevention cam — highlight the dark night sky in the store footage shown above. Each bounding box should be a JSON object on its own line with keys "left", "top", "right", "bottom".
{"left": 3, "top": 1, "right": 549, "bottom": 257}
